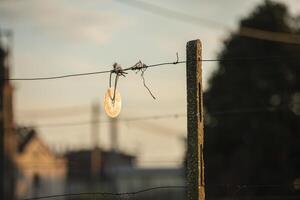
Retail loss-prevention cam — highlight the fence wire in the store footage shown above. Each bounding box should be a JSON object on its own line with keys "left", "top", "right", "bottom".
{"left": 24, "top": 184, "right": 300, "bottom": 200}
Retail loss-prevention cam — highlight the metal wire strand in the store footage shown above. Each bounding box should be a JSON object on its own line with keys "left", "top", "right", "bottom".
{"left": 141, "top": 67, "right": 156, "bottom": 99}
{"left": 23, "top": 183, "right": 300, "bottom": 200}
{"left": 4, "top": 55, "right": 300, "bottom": 81}
{"left": 23, "top": 186, "right": 187, "bottom": 200}
{"left": 129, "top": 52, "right": 180, "bottom": 99}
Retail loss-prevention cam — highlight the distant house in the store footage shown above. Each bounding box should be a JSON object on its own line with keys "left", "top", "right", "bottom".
{"left": 65, "top": 149, "right": 136, "bottom": 193}
{"left": 0, "top": 48, "right": 66, "bottom": 199}
{"left": 64, "top": 149, "right": 186, "bottom": 200}
{"left": 15, "top": 127, "right": 66, "bottom": 199}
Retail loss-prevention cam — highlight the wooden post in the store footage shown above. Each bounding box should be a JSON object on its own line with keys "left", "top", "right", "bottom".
{"left": 186, "top": 39, "right": 205, "bottom": 200}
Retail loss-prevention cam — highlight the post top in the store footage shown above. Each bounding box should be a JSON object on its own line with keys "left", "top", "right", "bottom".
{"left": 186, "top": 39, "right": 202, "bottom": 49}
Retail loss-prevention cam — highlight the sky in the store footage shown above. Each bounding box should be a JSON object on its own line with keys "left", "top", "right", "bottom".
{"left": 0, "top": 0, "right": 299, "bottom": 167}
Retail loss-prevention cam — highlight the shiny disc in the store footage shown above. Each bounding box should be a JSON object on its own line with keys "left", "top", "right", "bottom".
{"left": 103, "top": 87, "right": 122, "bottom": 118}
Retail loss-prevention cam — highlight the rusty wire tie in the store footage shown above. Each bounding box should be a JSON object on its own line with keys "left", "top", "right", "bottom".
{"left": 108, "top": 53, "right": 180, "bottom": 101}
{"left": 131, "top": 60, "right": 156, "bottom": 100}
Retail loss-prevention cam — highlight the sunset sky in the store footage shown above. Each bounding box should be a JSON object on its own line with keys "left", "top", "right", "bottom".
{"left": 0, "top": 0, "right": 299, "bottom": 167}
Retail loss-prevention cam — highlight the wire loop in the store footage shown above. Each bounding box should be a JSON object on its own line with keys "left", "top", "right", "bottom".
{"left": 109, "top": 63, "right": 127, "bottom": 103}
{"left": 173, "top": 52, "right": 179, "bottom": 64}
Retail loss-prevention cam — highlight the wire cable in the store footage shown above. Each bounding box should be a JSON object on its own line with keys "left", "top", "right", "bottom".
{"left": 24, "top": 186, "right": 187, "bottom": 200}
{"left": 5, "top": 59, "right": 185, "bottom": 81}
{"left": 18, "top": 113, "right": 186, "bottom": 129}
{"left": 17, "top": 103, "right": 299, "bottom": 129}
{"left": 7, "top": 70, "right": 112, "bottom": 81}
{"left": 23, "top": 183, "right": 300, "bottom": 200}
{"left": 4, "top": 55, "right": 300, "bottom": 81}
{"left": 114, "top": 0, "right": 300, "bottom": 45}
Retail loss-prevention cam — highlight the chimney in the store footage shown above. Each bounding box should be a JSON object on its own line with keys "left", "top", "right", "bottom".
{"left": 90, "top": 102, "right": 101, "bottom": 179}
{"left": 110, "top": 117, "right": 118, "bottom": 152}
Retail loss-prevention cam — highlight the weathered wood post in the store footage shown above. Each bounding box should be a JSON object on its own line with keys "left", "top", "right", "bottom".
{"left": 186, "top": 39, "right": 205, "bottom": 200}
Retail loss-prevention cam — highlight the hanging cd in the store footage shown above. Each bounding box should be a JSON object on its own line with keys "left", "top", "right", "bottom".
{"left": 104, "top": 87, "right": 122, "bottom": 118}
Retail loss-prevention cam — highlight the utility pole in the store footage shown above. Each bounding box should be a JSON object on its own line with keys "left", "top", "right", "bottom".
{"left": 186, "top": 39, "right": 205, "bottom": 200}
{"left": 91, "top": 103, "right": 101, "bottom": 180}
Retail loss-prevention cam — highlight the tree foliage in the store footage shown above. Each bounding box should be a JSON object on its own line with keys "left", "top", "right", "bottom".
{"left": 204, "top": 1, "right": 300, "bottom": 196}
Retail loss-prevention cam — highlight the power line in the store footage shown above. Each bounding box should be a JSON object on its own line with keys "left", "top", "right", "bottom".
{"left": 115, "top": 0, "right": 300, "bottom": 45}
{"left": 19, "top": 114, "right": 186, "bottom": 129}
{"left": 17, "top": 104, "right": 298, "bottom": 129}
{"left": 208, "top": 106, "right": 278, "bottom": 116}
{"left": 4, "top": 56, "right": 300, "bottom": 81}
{"left": 115, "top": 0, "right": 228, "bottom": 30}
{"left": 16, "top": 105, "right": 90, "bottom": 118}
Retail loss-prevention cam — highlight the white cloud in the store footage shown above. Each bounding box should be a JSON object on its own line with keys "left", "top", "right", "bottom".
{"left": 0, "top": 0, "right": 130, "bottom": 44}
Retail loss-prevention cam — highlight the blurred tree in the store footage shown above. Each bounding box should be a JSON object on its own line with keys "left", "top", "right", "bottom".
{"left": 204, "top": 0, "right": 300, "bottom": 197}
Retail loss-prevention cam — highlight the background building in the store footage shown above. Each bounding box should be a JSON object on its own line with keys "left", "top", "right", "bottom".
{"left": 1, "top": 35, "right": 67, "bottom": 200}
{"left": 65, "top": 148, "right": 136, "bottom": 194}
{"left": 15, "top": 127, "right": 66, "bottom": 199}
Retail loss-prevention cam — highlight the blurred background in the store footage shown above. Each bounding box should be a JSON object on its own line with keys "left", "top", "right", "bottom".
{"left": 0, "top": 0, "right": 300, "bottom": 199}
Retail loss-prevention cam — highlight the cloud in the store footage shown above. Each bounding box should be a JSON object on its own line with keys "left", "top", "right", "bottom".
{"left": 0, "top": 0, "right": 130, "bottom": 44}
